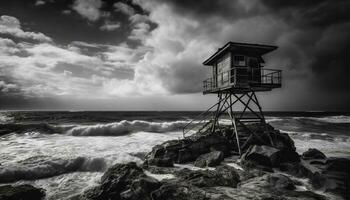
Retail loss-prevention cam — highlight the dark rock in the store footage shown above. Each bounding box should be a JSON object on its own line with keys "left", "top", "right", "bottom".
{"left": 279, "top": 162, "right": 315, "bottom": 178}
{"left": 302, "top": 149, "right": 327, "bottom": 160}
{"left": 147, "top": 157, "right": 174, "bottom": 167}
{"left": 145, "top": 131, "right": 232, "bottom": 165}
{"left": 271, "top": 131, "right": 296, "bottom": 151}
{"left": 311, "top": 157, "right": 350, "bottom": 199}
{"left": 237, "top": 174, "right": 327, "bottom": 200}
{"left": 120, "top": 176, "right": 161, "bottom": 200}
{"left": 151, "top": 183, "right": 207, "bottom": 200}
{"left": 194, "top": 151, "right": 224, "bottom": 168}
{"left": 280, "top": 157, "right": 350, "bottom": 199}
{"left": 241, "top": 160, "right": 274, "bottom": 173}
{"left": 279, "top": 149, "right": 300, "bottom": 163}
{"left": 176, "top": 165, "right": 240, "bottom": 188}
{"left": 267, "top": 173, "right": 296, "bottom": 190}
{"left": 143, "top": 165, "right": 179, "bottom": 175}
{"left": 83, "top": 162, "right": 161, "bottom": 200}
{"left": 242, "top": 145, "right": 280, "bottom": 168}
{"left": 0, "top": 184, "right": 45, "bottom": 200}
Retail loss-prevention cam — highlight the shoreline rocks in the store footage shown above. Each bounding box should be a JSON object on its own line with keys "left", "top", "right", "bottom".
{"left": 0, "top": 184, "right": 45, "bottom": 200}
{"left": 80, "top": 123, "right": 349, "bottom": 200}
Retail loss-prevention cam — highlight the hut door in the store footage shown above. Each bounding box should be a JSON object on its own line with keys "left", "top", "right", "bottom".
{"left": 233, "top": 55, "right": 247, "bottom": 85}
{"left": 247, "top": 57, "right": 260, "bottom": 83}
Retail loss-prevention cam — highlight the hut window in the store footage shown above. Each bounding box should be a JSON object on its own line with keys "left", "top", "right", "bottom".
{"left": 234, "top": 55, "right": 245, "bottom": 66}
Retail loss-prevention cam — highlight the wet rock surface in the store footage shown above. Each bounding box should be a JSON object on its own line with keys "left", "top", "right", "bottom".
{"left": 176, "top": 165, "right": 240, "bottom": 188}
{"left": 0, "top": 184, "right": 45, "bottom": 200}
{"left": 82, "top": 162, "right": 162, "bottom": 200}
{"left": 194, "top": 151, "right": 224, "bottom": 168}
{"left": 80, "top": 123, "right": 348, "bottom": 200}
{"left": 302, "top": 148, "right": 327, "bottom": 160}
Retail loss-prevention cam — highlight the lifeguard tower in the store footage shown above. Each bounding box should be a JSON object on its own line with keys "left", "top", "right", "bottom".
{"left": 183, "top": 42, "right": 282, "bottom": 155}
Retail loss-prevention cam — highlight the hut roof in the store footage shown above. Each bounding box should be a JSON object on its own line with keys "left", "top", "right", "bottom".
{"left": 203, "top": 42, "right": 278, "bottom": 66}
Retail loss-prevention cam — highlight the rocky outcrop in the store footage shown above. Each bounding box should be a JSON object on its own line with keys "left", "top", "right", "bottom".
{"left": 241, "top": 145, "right": 280, "bottom": 169}
{"left": 82, "top": 123, "right": 347, "bottom": 200}
{"left": 83, "top": 162, "right": 161, "bottom": 200}
{"left": 0, "top": 184, "right": 45, "bottom": 200}
{"left": 241, "top": 143, "right": 300, "bottom": 172}
{"left": 145, "top": 124, "right": 297, "bottom": 168}
{"left": 194, "top": 151, "right": 224, "bottom": 168}
{"left": 280, "top": 149, "right": 350, "bottom": 199}
{"left": 144, "top": 131, "right": 232, "bottom": 167}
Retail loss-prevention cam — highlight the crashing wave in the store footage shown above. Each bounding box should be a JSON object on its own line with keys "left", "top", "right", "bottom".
{"left": 64, "top": 120, "right": 191, "bottom": 136}
{"left": 0, "top": 157, "right": 106, "bottom": 183}
{"left": 280, "top": 129, "right": 350, "bottom": 142}
{"left": 0, "top": 120, "right": 194, "bottom": 136}
{"left": 312, "top": 115, "right": 350, "bottom": 124}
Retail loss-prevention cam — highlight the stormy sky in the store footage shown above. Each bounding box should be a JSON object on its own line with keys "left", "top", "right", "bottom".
{"left": 0, "top": 0, "right": 349, "bottom": 111}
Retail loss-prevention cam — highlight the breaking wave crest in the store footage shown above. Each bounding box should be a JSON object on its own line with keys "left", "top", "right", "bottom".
{"left": 0, "top": 157, "right": 107, "bottom": 183}
{"left": 311, "top": 115, "right": 350, "bottom": 123}
{"left": 64, "top": 120, "right": 190, "bottom": 136}
{"left": 280, "top": 129, "right": 350, "bottom": 142}
{"left": 0, "top": 120, "right": 193, "bottom": 136}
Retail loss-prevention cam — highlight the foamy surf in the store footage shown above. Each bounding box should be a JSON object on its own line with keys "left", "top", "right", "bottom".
{"left": 0, "top": 157, "right": 106, "bottom": 183}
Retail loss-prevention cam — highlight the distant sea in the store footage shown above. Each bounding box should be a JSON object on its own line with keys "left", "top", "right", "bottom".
{"left": 0, "top": 111, "right": 350, "bottom": 199}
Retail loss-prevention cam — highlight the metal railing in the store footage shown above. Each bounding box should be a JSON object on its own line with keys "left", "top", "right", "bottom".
{"left": 203, "top": 67, "right": 281, "bottom": 92}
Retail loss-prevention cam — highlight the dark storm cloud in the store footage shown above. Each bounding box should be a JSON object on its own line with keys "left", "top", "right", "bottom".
{"left": 263, "top": 0, "right": 350, "bottom": 27}
{"left": 157, "top": 0, "right": 264, "bottom": 20}
{"left": 260, "top": 0, "right": 350, "bottom": 91}
{"left": 149, "top": 0, "right": 350, "bottom": 93}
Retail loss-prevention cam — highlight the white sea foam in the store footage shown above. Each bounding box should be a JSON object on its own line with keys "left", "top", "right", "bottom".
{"left": 312, "top": 115, "right": 350, "bottom": 123}
{"left": 144, "top": 171, "right": 175, "bottom": 181}
{"left": 15, "top": 172, "right": 102, "bottom": 200}
{"left": 293, "top": 115, "right": 350, "bottom": 123}
{"left": 226, "top": 162, "right": 244, "bottom": 171}
{"left": 266, "top": 117, "right": 285, "bottom": 123}
{"left": 0, "top": 157, "right": 107, "bottom": 183}
{"left": 0, "top": 130, "right": 183, "bottom": 197}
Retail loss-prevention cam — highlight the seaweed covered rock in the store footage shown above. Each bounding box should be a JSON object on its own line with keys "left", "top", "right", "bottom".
{"left": 194, "top": 151, "right": 224, "bottom": 168}
{"left": 0, "top": 184, "right": 45, "bottom": 200}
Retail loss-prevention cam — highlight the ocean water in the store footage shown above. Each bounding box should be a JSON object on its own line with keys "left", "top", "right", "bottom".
{"left": 0, "top": 111, "right": 350, "bottom": 199}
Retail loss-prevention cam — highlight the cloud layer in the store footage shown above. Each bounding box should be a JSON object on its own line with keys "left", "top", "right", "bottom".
{"left": 0, "top": 0, "right": 350, "bottom": 110}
